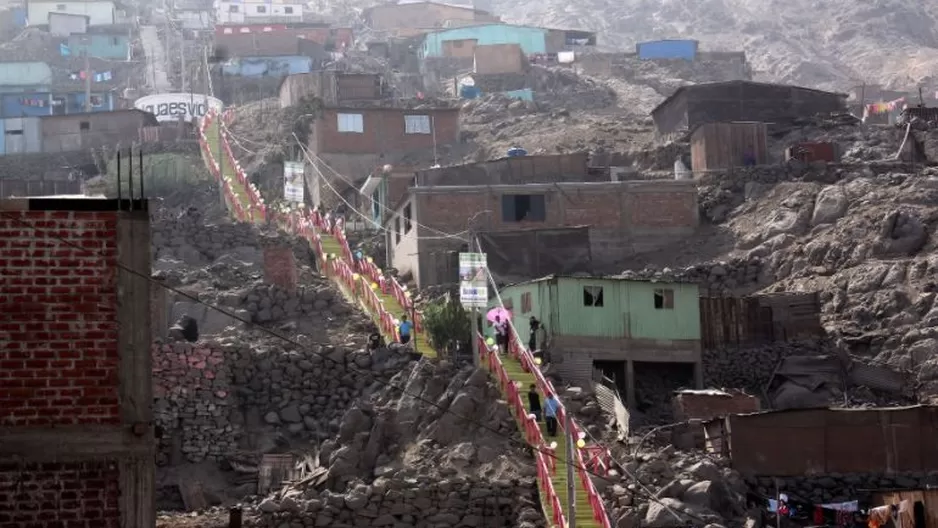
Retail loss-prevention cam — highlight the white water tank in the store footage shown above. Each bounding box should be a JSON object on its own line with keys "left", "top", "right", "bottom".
{"left": 674, "top": 158, "right": 692, "bottom": 180}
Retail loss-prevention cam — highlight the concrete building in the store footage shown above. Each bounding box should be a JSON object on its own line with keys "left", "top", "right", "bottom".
{"left": 40, "top": 109, "right": 158, "bottom": 153}
{"left": 305, "top": 104, "right": 461, "bottom": 208}
{"left": 48, "top": 12, "right": 89, "bottom": 35}
{"left": 650, "top": 80, "right": 848, "bottom": 135}
{"left": 219, "top": 55, "right": 312, "bottom": 76}
{"left": 63, "top": 28, "right": 133, "bottom": 60}
{"left": 494, "top": 275, "right": 704, "bottom": 405}
{"left": 386, "top": 179, "right": 699, "bottom": 287}
{"left": 0, "top": 196, "right": 154, "bottom": 526}
{"left": 362, "top": 1, "right": 501, "bottom": 37}
{"left": 26, "top": 0, "right": 116, "bottom": 26}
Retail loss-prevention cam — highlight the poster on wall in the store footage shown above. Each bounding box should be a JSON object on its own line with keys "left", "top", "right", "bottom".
{"left": 283, "top": 161, "right": 305, "bottom": 203}
{"left": 459, "top": 252, "right": 488, "bottom": 308}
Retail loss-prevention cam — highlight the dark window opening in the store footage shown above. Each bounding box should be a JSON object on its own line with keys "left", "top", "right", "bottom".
{"left": 79, "top": 121, "right": 90, "bottom": 131}
{"left": 583, "top": 286, "right": 604, "bottom": 307}
{"left": 403, "top": 203, "right": 412, "bottom": 232}
{"left": 228, "top": 4, "right": 238, "bottom": 12}
{"left": 501, "top": 194, "right": 546, "bottom": 222}
{"left": 284, "top": 6, "right": 293, "bottom": 13}
{"left": 521, "top": 292, "right": 532, "bottom": 313}
{"left": 5, "top": 129, "right": 23, "bottom": 135}
{"left": 111, "top": 37, "right": 119, "bottom": 45}
{"left": 654, "top": 288, "right": 674, "bottom": 310}
{"left": 256, "top": 5, "right": 266, "bottom": 12}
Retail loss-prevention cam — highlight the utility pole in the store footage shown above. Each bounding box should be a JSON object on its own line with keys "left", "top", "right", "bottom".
{"left": 566, "top": 411, "right": 577, "bottom": 528}
{"left": 83, "top": 52, "right": 92, "bottom": 112}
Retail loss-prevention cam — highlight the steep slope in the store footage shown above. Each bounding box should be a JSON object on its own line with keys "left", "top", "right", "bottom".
{"left": 491, "top": 0, "right": 938, "bottom": 90}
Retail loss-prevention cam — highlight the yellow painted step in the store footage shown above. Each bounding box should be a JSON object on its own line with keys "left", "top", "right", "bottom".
{"left": 203, "top": 122, "right": 261, "bottom": 224}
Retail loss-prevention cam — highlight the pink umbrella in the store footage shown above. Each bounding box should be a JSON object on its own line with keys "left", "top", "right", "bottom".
{"left": 487, "top": 307, "right": 512, "bottom": 323}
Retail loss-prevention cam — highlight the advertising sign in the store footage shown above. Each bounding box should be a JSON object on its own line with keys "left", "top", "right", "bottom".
{"left": 459, "top": 253, "right": 488, "bottom": 308}
{"left": 283, "top": 161, "right": 304, "bottom": 203}
{"left": 133, "top": 93, "right": 224, "bottom": 123}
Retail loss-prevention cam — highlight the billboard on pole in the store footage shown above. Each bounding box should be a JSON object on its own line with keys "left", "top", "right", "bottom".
{"left": 283, "top": 161, "right": 304, "bottom": 203}
{"left": 459, "top": 252, "right": 488, "bottom": 308}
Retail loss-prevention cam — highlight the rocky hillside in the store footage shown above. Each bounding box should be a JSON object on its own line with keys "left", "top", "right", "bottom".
{"left": 493, "top": 0, "right": 938, "bottom": 91}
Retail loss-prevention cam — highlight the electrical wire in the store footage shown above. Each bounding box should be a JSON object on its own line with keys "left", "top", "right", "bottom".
{"left": 294, "top": 136, "right": 469, "bottom": 241}
{"left": 0, "top": 208, "right": 606, "bottom": 499}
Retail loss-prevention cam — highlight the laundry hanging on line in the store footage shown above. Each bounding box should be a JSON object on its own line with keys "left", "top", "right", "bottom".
{"left": 864, "top": 97, "right": 906, "bottom": 118}
{"left": 68, "top": 70, "right": 112, "bottom": 82}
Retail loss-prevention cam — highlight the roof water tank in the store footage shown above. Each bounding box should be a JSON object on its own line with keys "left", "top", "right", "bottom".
{"left": 507, "top": 147, "right": 527, "bottom": 157}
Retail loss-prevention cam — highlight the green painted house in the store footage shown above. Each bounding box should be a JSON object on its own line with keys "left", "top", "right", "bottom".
{"left": 492, "top": 275, "right": 703, "bottom": 407}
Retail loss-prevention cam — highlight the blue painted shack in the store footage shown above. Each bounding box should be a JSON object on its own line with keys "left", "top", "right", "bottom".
{"left": 421, "top": 24, "right": 548, "bottom": 58}
{"left": 62, "top": 32, "right": 132, "bottom": 60}
{"left": 221, "top": 56, "right": 313, "bottom": 77}
{"left": 636, "top": 39, "right": 699, "bottom": 61}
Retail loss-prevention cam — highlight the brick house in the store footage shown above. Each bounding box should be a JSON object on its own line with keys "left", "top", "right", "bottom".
{"left": 278, "top": 71, "right": 386, "bottom": 108}
{"left": 0, "top": 197, "right": 154, "bottom": 526}
{"left": 385, "top": 179, "right": 699, "bottom": 287}
{"left": 305, "top": 104, "right": 460, "bottom": 209}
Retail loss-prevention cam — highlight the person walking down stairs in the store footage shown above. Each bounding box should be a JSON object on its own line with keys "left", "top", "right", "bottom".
{"left": 398, "top": 314, "right": 413, "bottom": 346}
{"left": 544, "top": 392, "right": 559, "bottom": 437}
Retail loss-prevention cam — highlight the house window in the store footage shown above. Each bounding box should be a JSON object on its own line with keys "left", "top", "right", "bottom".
{"left": 336, "top": 112, "right": 363, "bottom": 133}
{"left": 79, "top": 121, "right": 90, "bottom": 131}
{"left": 403, "top": 203, "right": 412, "bottom": 232}
{"left": 228, "top": 4, "right": 239, "bottom": 12}
{"left": 112, "top": 37, "right": 119, "bottom": 45}
{"left": 521, "top": 292, "right": 532, "bottom": 313}
{"left": 284, "top": 6, "right": 293, "bottom": 13}
{"left": 501, "top": 194, "right": 546, "bottom": 222}
{"left": 56, "top": 4, "right": 66, "bottom": 10}
{"left": 583, "top": 286, "right": 604, "bottom": 307}
{"left": 654, "top": 288, "right": 674, "bottom": 310}
{"left": 404, "top": 114, "right": 431, "bottom": 134}
{"left": 89, "top": 96, "right": 103, "bottom": 107}
{"left": 256, "top": 5, "right": 266, "bottom": 12}
{"left": 5, "top": 129, "right": 23, "bottom": 135}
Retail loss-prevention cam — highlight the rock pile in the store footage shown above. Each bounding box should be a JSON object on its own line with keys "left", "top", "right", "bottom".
{"left": 153, "top": 342, "right": 238, "bottom": 464}
{"left": 748, "top": 472, "right": 938, "bottom": 505}
{"left": 253, "top": 476, "right": 545, "bottom": 528}
{"left": 228, "top": 340, "right": 417, "bottom": 441}
{"left": 603, "top": 450, "right": 750, "bottom": 528}
{"left": 702, "top": 340, "right": 829, "bottom": 394}
{"left": 617, "top": 256, "right": 765, "bottom": 295}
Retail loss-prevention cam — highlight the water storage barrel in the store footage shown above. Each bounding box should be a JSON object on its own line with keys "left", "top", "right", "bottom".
{"left": 507, "top": 147, "right": 527, "bottom": 157}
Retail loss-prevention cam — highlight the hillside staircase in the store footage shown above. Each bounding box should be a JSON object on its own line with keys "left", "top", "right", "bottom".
{"left": 197, "top": 110, "right": 610, "bottom": 528}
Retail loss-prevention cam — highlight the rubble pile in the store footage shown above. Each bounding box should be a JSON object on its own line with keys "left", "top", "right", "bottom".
{"left": 602, "top": 450, "right": 751, "bottom": 528}
{"left": 254, "top": 477, "right": 544, "bottom": 528}
{"left": 702, "top": 340, "right": 828, "bottom": 393}
{"left": 617, "top": 256, "right": 765, "bottom": 296}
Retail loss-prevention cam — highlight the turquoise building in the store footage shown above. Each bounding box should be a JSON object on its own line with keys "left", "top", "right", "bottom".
{"left": 491, "top": 275, "right": 703, "bottom": 407}
{"left": 421, "top": 24, "right": 548, "bottom": 58}
{"left": 63, "top": 33, "right": 132, "bottom": 60}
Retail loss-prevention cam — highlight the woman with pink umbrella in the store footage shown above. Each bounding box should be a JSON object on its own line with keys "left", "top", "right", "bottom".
{"left": 487, "top": 307, "right": 511, "bottom": 355}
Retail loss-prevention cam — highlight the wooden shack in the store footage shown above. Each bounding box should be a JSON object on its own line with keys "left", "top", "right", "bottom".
{"left": 690, "top": 122, "right": 768, "bottom": 173}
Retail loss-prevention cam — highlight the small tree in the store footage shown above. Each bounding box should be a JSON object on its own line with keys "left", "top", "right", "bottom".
{"left": 422, "top": 296, "right": 471, "bottom": 354}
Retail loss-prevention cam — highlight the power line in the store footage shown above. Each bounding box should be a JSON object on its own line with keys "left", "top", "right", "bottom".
{"left": 294, "top": 136, "right": 469, "bottom": 241}
{"left": 0, "top": 209, "right": 711, "bottom": 525}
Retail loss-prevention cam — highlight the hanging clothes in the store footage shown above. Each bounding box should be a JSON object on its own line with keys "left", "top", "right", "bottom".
{"left": 869, "top": 504, "right": 895, "bottom": 528}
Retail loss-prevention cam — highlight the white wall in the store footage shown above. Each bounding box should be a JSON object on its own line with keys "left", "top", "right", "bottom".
{"left": 28, "top": 0, "right": 115, "bottom": 26}
{"left": 215, "top": 0, "right": 303, "bottom": 24}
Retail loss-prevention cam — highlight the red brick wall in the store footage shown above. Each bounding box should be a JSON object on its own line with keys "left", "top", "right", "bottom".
{"left": 0, "top": 210, "right": 121, "bottom": 427}
{"left": 626, "top": 191, "right": 697, "bottom": 229}
{"left": 263, "top": 246, "right": 298, "bottom": 292}
{"left": 0, "top": 460, "right": 121, "bottom": 528}
{"left": 314, "top": 108, "right": 460, "bottom": 154}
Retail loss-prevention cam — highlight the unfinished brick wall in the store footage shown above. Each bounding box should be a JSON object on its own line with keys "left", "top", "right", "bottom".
{"left": 0, "top": 460, "right": 121, "bottom": 528}
{"left": 263, "top": 246, "right": 298, "bottom": 292}
{"left": 0, "top": 208, "right": 125, "bottom": 527}
{"left": 0, "top": 210, "right": 120, "bottom": 427}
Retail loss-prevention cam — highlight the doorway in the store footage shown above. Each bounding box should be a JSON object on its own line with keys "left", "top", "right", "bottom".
{"left": 593, "top": 360, "right": 627, "bottom": 398}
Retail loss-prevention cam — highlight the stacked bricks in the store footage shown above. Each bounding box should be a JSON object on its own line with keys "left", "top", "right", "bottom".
{"left": 0, "top": 210, "right": 123, "bottom": 526}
